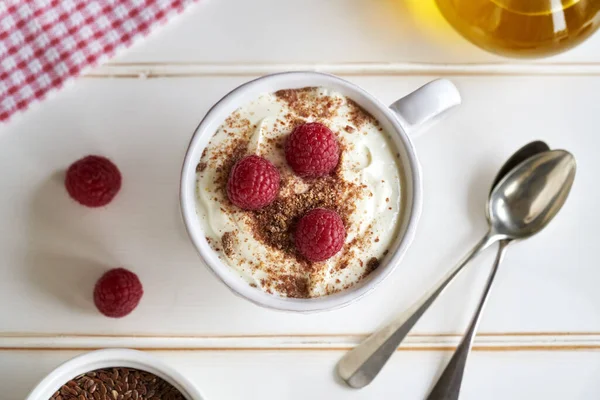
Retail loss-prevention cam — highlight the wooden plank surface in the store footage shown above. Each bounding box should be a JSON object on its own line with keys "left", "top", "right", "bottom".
{"left": 4, "top": 350, "right": 600, "bottom": 400}
{"left": 112, "top": 0, "right": 600, "bottom": 65}
{"left": 3, "top": 0, "right": 600, "bottom": 398}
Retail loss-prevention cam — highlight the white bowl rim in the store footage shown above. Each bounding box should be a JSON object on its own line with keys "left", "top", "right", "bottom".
{"left": 180, "top": 71, "right": 422, "bottom": 312}
{"left": 26, "top": 348, "right": 205, "bottom": 400}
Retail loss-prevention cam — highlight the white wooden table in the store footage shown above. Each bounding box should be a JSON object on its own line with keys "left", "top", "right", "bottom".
{"left": 2, "top": 0, "right": 600, "bottom": 398}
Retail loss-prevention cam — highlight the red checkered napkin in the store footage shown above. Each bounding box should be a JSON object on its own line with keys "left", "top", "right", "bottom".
{"left": 0, "top": 0, "right": 198, "bottom": 122}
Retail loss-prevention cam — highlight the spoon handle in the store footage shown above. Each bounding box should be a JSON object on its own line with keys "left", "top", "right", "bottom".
{"left": 426, "top": 239, "right": 509, "bottom": 400}
{"left": 337, "top": 233, "right": 497, "bottom": 389}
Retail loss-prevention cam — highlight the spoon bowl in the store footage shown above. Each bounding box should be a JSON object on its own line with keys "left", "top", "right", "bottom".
{"left": 491, "top": 140, "right": 550, "bottom": 191}
{"left": 488, "top": 150, "right": 576, "bottom": 240}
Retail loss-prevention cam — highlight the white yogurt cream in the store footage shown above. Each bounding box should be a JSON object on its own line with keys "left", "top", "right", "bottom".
{"left": 195, "top": 87, "right": 402, "bottom": 298}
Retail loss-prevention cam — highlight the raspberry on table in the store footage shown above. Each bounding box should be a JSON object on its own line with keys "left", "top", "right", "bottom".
{"left": 285, "top": 122, "right": 340, "bottom": 178}
{"left": 94, "top": 268, "right": 143, "bottom": 318}
{"left": 227, "top": 155, "right": 280, "bottom": 210}
{"left": 294, "top": 208, "right": 346, "bottom": 262}
{"left": 65, "top": 155, "right": 122, "bottom": 207}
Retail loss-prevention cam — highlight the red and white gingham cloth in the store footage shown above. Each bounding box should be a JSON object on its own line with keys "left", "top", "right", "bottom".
{"left": 0, "top": 0, "right": 198, "bottom": 122}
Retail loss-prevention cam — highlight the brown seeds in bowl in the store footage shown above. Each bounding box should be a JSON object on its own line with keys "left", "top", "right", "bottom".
{"left": 49, "top": 367, "right": 187, "bottom": 400}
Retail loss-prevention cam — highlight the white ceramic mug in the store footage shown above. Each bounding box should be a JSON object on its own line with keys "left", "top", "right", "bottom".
{"left": 26, "top": 349, "right": 204, "bottom": 399}
{"left": 180, "top": 72, "right": 460, "bottom": 312}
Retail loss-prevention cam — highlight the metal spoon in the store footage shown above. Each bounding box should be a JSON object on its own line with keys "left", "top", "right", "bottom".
{"left": 490, "top": 141, "right": 550, "bottom": 189}
{"left": 426, "top": 141, "right": 559, "bottom": 400}
{"left": 336, "top": 141, "right": 549, "bottom": 387}
{"left": 337, "top": 144, "right": 573, "bottom": 390}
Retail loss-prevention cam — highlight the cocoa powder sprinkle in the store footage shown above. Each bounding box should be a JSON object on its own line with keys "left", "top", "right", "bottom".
{"left": 250, "top": 172, "right": 361, "bottom": 268}
{"left": 196, "top": 162, "right": 207, "bottom": 173}
{"left": 275, "top": 87, "right": 342, "bottom": 120}
{"left": 346, "top": 99, "right": 379, "bottom": 130}
{"left": 274, "top": 274, "right": 310, "bottom": 298}
{"left": 222, "top": 231, "right": 236, "bottom": 258}
{"left": 366, "top": 257, "right": 380, "bottom": 274}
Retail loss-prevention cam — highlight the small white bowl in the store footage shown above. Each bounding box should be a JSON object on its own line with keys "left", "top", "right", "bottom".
{"left": 180, "top": 71, "right": 460, "bottom": 312}
{"left": 26, "top": 349, "right": 204, "bottom": 400}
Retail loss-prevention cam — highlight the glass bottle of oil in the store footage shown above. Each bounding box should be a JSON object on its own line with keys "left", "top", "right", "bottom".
{"left": 436, "top": 0, "right": 600, "bottom": 57}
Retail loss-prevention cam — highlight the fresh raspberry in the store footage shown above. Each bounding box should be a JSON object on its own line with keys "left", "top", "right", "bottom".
{"left": 294, "top": 208, "right": 345, "bottom": 262}
{"left": 227, "top": 155, "right": 280, "bottom": 210}
{"left": 65, "top": 155, "right": 122, "bottom": 207}
{"left": 285, "top": 122, "right": 339, "bottom": 178}
{"left": 94, "top": 268, "right": 143, "bottom": 318}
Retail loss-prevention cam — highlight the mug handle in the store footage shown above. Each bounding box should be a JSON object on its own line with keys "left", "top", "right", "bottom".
{"left": 389, "top": 79, "right": 461, "bottom": 136}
